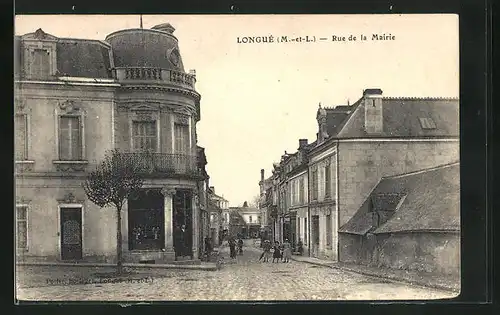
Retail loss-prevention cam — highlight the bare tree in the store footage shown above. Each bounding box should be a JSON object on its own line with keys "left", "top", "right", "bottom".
{"left": 82, "top": 149, "right": 145, "bottom": 274}
{"left": 250, "top": 194, "right": 261, "bottom": 208}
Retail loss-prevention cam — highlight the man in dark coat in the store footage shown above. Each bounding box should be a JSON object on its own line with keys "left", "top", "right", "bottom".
{"left": 173, "top": 225, "right": 184, "bottom": 260}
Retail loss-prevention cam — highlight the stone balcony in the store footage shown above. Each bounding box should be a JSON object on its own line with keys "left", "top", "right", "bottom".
{"left": 121, "top": 152, "right": 199, "bottom": 178}
{"left": 114, "top": 67, "right": 196, "bottom": 90}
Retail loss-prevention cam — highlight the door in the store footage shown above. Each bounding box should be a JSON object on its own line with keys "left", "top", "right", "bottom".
{"left": 311, "top": 215, "right": 320, "bottom": 257}
{"left": 60, "top": 207, "right": 82, "bottom": 260}
{"left": 290, "top": 216, "right": 297, "bottom": 249}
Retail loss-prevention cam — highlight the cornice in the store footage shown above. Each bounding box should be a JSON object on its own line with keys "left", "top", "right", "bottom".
{"left": 120, "top": 85, "right": 201, "bottom": 100}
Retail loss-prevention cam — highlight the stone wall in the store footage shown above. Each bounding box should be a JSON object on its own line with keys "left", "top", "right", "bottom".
{"left": 337, "top": 140, "right": 459, "bottom": 227}
{"left": 376, "top": 232, "right": 460, "bottom": 275}
{"left": 339, "top": 232, "right": 460, "bottom": 276}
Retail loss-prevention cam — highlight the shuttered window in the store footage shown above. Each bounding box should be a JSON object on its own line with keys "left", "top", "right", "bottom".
{"left": 59, "top": 116, "right": 82, "bottom": 160}
{"left": 133, "top": 121, "right": 157, "bottom": 152}
{"left": 174, "top": 123, "right": 189, "bottom": 153}
{"left": 30, "top": 49, "right": 51, "bottom": 79}
{"left": 16, "top": 206, "right": 28, "bottom": 250}
{"left": 15, "top": 114, "right": 28, "bottom": 160}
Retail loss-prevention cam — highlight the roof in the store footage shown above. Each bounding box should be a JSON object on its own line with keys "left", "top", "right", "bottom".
{"left": 325, "top": 107, "right": 352, "bottom": 137}
{"left": 56, "top": 40, "right": 113, "bottom": 78}
{"left": 337, "top": 97, "right": 459, "bottom": 138}
{"left": 105, "top": 28, "right": 185, "bottom": 71}
{"left": 15, "top": 33, "right": 113, "bottom": 79}
{"left": 339, "top": 162, "right": 460, "bottom": 235}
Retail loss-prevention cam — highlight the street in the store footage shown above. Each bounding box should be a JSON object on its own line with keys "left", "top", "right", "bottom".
{"left": 16, "top": 246, "right": 457, "bottom": 301}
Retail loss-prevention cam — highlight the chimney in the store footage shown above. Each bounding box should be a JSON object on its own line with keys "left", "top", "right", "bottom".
{"left": 299, "top": 139, "right": 308, "bottom": 148}
{"left": 260, "top": 169, "right": 265, "bottom": 181}
{"left": 209, "top": 186, "right": 214, "bottom": 194}
{"left": 363, "top": 88, "right": 383, "bottom": 134}
{"left": 151, "top": 23, "right": 175, "bottom": 34}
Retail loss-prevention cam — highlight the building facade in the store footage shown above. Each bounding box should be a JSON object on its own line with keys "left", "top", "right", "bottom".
{"left": 207, "top": 186, "right": 228, "bottom": 246}
{"left": 15, "top": 24, "right": 208, "bottom": 264}
{"left": 259, "top": 88, "right": 459, "bottom": 265}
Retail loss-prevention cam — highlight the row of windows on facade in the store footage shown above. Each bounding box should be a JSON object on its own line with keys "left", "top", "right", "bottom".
{"left": 272, "top": 161, "right": 333, "bottom": 209}
{"left": 15, "top": 114, "right": 191, "bottom": 161}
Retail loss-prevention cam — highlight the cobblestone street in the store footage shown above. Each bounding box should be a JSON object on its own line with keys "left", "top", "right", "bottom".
{"left": 16, "top": 246, "right": 457, "bottom": 301}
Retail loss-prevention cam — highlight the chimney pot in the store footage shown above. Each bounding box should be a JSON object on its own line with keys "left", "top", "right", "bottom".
{"left": 299, "top": 139, "right": 308, "bottom": 148}
{"left": 260, "top": 169, "right": 265, "bottom": 181}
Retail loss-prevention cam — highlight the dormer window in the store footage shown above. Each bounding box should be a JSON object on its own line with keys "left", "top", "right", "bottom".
{"left": 21, "top": 30, "right": 58, "bottom": 80}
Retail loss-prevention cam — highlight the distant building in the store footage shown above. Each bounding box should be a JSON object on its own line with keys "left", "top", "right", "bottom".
{"left": 228, "top": 203, "right": 261, "bottom": 239}
{"left": 15, "top": 24, "right": 207, "bottom": 264}
{"left": 207, "top": 186, "right": 228, "bottom": 245}
{"left": 258, "top": 169, "right": 273, "bottom": 241}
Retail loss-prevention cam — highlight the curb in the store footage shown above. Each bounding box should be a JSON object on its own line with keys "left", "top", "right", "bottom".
{"left": 17, "top": 262, "right": 218, "bottom": 271}
{"left": 291, "top": 257, "right": 459, "bottom": 293}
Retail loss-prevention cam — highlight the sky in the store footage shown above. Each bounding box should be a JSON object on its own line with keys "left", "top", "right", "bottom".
{"left": 15, "top": 14, "right": 459, "bottom": 207}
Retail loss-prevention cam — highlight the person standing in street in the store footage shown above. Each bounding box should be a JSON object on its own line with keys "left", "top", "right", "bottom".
{"left": 259, "top": 240, "right": 272, "bottom": 262}
{"left": 272, "top": 241, "right": 281, "bottom": 263}
{"left": 282, "top": 238, "right": 292, "bottom": 263}
{"left": 228, "top": 237, "right": 237, "bottom": 259}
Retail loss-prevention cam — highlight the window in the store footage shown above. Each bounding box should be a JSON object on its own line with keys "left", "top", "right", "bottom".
{"left": 299, "top": 178, "right": 305, "bottom": 204}
{"left": 249, "top": 215, "right": 252, "bottom": 223}
{"left": 15, "top": 114, "right": 28, "bottom": 161}
{"left": 30, "top": 49, "right": 51, "bottom": 78}
{"left": 59, "top": 116, "right": 82, "bottom": 160}
{"left": 16, "top": 206, "right": 28, "bottom": 250}
{"left": 325, "top": 163, "right": 331, "bottom": 198}
{"left": 311, "top": 169, "right": 318, "bottom": 200}
{"left": 257, "top": 216, "right": 261, "bottom": 223}
{"left": 326, "top": 215, "right": 332, "bottom": 248}
{"left": 174, "top": 123, "right": 189, "bottom": 154}
{"left": 133, "top": 121, "right": 157, "bottom": 152}
{"left": 304, "top": 218, "right": 307, "bottom": 243}
{"left": 419, "top": 117, "right": 437, "bottom": 130}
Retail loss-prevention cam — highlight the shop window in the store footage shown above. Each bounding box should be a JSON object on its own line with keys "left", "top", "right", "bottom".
{"left": 128, "top": 190, "right": 165, "bottom": 250}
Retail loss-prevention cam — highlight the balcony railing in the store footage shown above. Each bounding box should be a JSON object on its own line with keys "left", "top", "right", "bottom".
{"left": 114, "top": 67, "right": 196, "bottom": 90}
{"left": 121, "top": 152, "right": 198, "bottom": 177}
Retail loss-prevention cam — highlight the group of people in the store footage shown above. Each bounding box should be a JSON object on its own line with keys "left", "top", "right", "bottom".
{"left": 259, "top": 239, "right": 292, "bottom": 263}
{"left": 228, "top": 237, "right": 244, "bottom": 259}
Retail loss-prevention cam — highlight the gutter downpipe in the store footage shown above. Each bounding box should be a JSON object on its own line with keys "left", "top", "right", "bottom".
{"left": 307, "top": 160, "right": 311, "bottom": 257}
{"left": 336, "top": 139, "right": 340, "bottom": 262}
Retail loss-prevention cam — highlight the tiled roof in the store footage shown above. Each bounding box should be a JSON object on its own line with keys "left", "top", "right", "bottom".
{"left": 14, "top": 35, "right": 113, "bottom": 79}
{"left": 336, "top": 97, "right": 459, "bottom": 138}
{"left": 339, "top": 162, "right": 460, "bottom": 234}
{"left": 325, "top": 109, "right": 351, "bottom": 137}
{"left": 56, "top": 40, "right": 113, "bottom": 78}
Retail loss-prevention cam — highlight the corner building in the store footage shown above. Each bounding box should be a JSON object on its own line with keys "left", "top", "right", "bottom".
{"left": 15, "top": 23, "right": 205, "bottom": 264}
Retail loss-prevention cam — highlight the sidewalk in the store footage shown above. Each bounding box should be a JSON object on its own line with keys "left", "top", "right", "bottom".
{"left": 291, "top": 255, "right": 460, "bottom": 293}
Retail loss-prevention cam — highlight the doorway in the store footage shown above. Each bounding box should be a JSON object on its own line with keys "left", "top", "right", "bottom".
{"left": 311, "top": 215, "right": 320, "bottom": 257}
{"left": 173, "top": 189, "right": 193, "bottom": 257}
{"left": 60, "top": 207, "right": 83, "bottom": 260}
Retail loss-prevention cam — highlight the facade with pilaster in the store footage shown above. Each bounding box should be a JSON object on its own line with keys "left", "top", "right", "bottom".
{"left": 15, "top": 23, "right": 208, "bottom": 264}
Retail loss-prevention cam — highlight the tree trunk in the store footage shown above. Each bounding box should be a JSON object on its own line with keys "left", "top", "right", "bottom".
{"left": 116, "top": 204, "right": 123, "bottom": 275}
